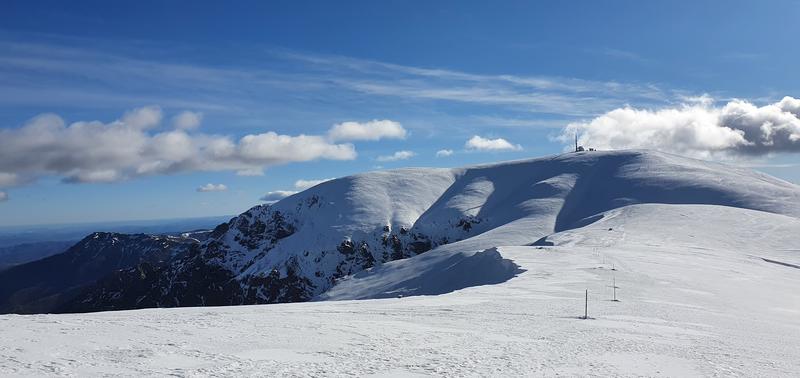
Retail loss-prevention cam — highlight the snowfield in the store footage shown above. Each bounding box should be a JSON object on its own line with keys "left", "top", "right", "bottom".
{"left": 2, "top": 150, "right": 800, "bottom": 376}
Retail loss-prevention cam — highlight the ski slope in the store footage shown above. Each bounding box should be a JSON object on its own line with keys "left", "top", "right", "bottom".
{"left": 1, "top": 203, "right": 799, "bottom": 376}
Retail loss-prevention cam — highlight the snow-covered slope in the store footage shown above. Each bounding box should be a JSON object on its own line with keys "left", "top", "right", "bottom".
{"left": 2, "top": 203, "right": 799, "bottom": 376}
{"left": 65, "top": 150, "right": 800, "bottom": 311}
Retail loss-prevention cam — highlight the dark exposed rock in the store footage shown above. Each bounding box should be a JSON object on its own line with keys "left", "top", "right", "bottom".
{"left": 456, "top": 217, "right": 482, "bottom": 232}
{"left": 409, "top": 239, "right": 432, "bottom": 254}
{"left": 232, "top": 209, "right": 296, "bottom": 251}
{"left": 336, "top": 240, "right": 375, "bottom": 277}
{"left": 209, "top": 221, "right": 231, "bottom": 239}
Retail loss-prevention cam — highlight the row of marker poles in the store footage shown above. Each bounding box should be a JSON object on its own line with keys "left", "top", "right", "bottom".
{"left": 584, "top": 249, "right": 620, "bottom": 319}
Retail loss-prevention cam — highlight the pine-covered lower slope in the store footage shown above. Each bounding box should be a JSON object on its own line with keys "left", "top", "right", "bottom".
{"left": 55, "top": 150, "right": 800, "bottom": 313}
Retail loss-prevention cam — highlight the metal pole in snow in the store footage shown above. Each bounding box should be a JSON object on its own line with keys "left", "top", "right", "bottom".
{"left": 613, "top": 276, "right": 617, "bottom": 301}
{"left": 584, "top": 289, "right": 588, "bottom": 319}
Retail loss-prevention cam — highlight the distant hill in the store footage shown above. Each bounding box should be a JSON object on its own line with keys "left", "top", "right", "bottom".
{"left": 0, "top": 233, "right": 196, "bottom": 314}
{"left": 0, "top": 241, "right": 76, "bottom": 271}
{"left": 0, "top": 215, "right": 233, "bottom": 247}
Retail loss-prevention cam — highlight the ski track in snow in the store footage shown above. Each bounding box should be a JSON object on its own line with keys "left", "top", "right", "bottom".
{"left": 1, "top": 204, "right": 799, "bottom": 377}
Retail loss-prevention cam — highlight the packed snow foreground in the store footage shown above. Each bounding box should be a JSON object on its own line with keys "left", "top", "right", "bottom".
{"left": 2, "top": 150, "right": 800, "bottom": 376}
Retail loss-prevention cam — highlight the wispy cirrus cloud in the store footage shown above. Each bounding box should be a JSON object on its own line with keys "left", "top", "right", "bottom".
{"left": 279, "top": 50, "right": 670, "bottom": 116}
{"left": 197, "top": 183, "right": 227, "bottom": 192}
{"left": 584, "top": 47, "right": 650, "bottom": 63}
{"left": 0, "top": 38, "right": 676, "bottom": 120}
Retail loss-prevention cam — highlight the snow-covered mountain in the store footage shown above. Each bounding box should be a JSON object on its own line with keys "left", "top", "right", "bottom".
{"left": 60, "top": 150, "right": 800, "bottom": 312}
{"left": 3, "top": 149, "right": 800, "bottom": 375}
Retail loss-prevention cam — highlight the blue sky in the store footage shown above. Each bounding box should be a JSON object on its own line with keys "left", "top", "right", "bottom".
{"left": 1, "top": 0, "right": 799, "bottom": 226}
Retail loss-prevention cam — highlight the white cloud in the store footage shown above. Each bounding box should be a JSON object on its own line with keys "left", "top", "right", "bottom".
{"left": 563, "top": 96, "right": 800, "bottom": 158}
{"left": 120, "top": 105, "right": 162, "bottom": 130}
{"left": 0, "top": 172, "right": 17, "bottom": 187}
{"left": 294, "top": 178, "right": 334, "bottom": 190}
{"left": 235, "top": 168, "right": 264, "bottom": 176}
{"left": 465, "top": 136, "right": 522, "bottom": 151}
{"left": 435, "top": 149, "right": 454, "bottom": 157}
{"left": 0, "top": 106, "right": 358, "bottom": 184}
{"left": 63, "top": 169, "right": 122, "bottom": 184}
{"left": 239, "top": 133, "right": 355, "bottom": 163}
{"left": 197, "top": 183, "right": 227, "bottom": 192}
{"left": 261, "top": 178, "right": 335, "bottom": 203}
{"left": 260, "top": 190, "right": 297, "bottom": 202}
{"left": 377, "top": 150, "right": 416, "bottom": 162}
{"left": 327, "top": 120, "right": 407, "bottom": 142}
{"left": 172, "top": 111, "right": 203, "bottom": 130}
{"left": 0, "top": 191, "right": 6, "bottom": 202}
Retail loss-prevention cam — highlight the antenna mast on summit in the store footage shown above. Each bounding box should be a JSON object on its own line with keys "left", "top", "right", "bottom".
{"left": 575, "top": 131, "right": 578, "bottom": 152}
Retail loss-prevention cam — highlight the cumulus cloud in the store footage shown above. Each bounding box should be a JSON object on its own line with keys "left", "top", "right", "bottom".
{"left": 260, "top": 178, "right": 335, "bottom": 203}
{"left": 197, "top": 183, "right": 227, "bottom": 192}
{"left": 563, "top": 96, "right": 800, "bottom": 158}
{"left": 120, "top": 105, "right": 163, "bottom": 130}
{"left": 377, "top": 150, "right": 416, "bottom": 162}
{"left": 435, "top": 149, "right": 454, "bottom": 157}
{"left": 0, "top": 106, "right": 358, "bottom": 184}
{"left": 465, "top": 136, "right": 523, "bottom": 151}
{"left": 0, "top": 191, "right": 6, "bottom": 202}
{"left": 260, "top": 190, "right": 297, "bottom": 202}
{"left": 172, "top": 111, "right": 203, "bottom": 130}
{"left": 327, "top": 120, "right": 407, "bottom": 142}
{"left": 294, "top": 178, "right": 334, "bottom": 190}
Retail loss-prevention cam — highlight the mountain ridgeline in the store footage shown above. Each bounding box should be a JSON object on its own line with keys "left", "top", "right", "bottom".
{"left": 3, "top": 150, "right": 800, "bottom": 314}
